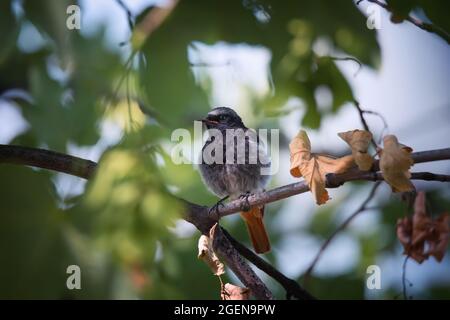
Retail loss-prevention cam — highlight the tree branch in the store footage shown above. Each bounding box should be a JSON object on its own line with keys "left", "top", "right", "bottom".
{"left": 1, "top": 144, "right": 449, "bottom": 300}
{"left": 363, "top": 0, "right": 450, "bottom": 45}
{"left": 0, "top": 145, "right": 96, "bottom": 179}
{"left": 211, "top": 225, "right": 273, "bottom": 300}
{"left": 183, "top": 201, "right": 313, "bottom": 299}
{"left": 213, "top": 147, "right": 450, "bottom": 217}
{"left": 1, "top": 145, "right": 449, "bottom": 219}
{"left": 181, "top": 203, "right": 274, "bottom": 299}
{"left": 222, "top": 228, "right": 316, "bottom": 300}
{"left": 0, "top": 144, "right": 275, "bottom": 299}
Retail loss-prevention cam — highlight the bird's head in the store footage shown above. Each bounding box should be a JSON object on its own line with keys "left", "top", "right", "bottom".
{"left": 199, "top": 107, "right": 246, "bottom": 130}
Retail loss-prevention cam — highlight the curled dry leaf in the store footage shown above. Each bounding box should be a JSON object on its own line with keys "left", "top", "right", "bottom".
{"left": 411, "top": 191, "right": 430, "bottom": 246}
{"left": 338, "top": 129, "right": 374, "bottom": 171}
{"left": 396, "top": 192, "right": 450, "bottom": 263}
{"left": 289, "top": 130, "right": 354, "bottom": 204}
{"left": 197, "top": 224, "right": 225, "bottom": 276}
{"left": 428, "top": 213, "right": 450, "bottom": 262}
{"left": 397, "top": 217, "right": 415, "bottom": 256}
{"left": 379, "top": 135, "right": 414, "bottom": 192}
{"left": 221, "top": 283, "right": 250, "bottom": 300}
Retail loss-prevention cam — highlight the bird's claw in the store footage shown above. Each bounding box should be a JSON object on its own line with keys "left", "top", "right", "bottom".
{"left": 209, "top": 195, "right": 229, "bottom": 217}
{"left": 239, "top": 192, "right": 252, "bottom": 212}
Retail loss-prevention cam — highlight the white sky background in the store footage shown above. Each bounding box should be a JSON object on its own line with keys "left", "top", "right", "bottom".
{"left": 0, "top": 0, "right": 449, "bottom": 297}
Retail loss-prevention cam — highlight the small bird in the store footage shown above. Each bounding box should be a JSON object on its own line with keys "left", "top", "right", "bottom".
{"left": 198, "top": 107, "right": 271, "bottom": 253}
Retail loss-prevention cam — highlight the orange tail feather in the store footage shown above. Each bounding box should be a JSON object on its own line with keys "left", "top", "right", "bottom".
{"left": 240, "top": 206, "right": 271, "bottom": 254}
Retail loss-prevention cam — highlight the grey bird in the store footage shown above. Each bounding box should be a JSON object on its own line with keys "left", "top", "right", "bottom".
{"left": 198, "top": 107, "right": 271, "bottom": 253}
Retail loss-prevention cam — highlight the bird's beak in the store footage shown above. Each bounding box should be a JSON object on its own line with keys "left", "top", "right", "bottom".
{"left": 198, "top": 118, "right": 219, "bottom": 125}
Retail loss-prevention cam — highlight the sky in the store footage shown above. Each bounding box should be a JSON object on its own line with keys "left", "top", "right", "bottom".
{"left": 0, "top": 0, "right": 449, "bottom": 298}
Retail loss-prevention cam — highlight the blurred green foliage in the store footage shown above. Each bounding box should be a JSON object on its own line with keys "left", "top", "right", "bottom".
{"left": 139, "top": 0, "right": 379, "bottom": 129}
{"left": 0, "top": 0, "right": 448, "bottom": 299}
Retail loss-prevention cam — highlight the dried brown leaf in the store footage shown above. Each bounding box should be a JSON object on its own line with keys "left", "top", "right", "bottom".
{"left": 338, "top": 129, "right": 374, "bottom": 171}
{"left": 221, "top": 283, "right": 250, "bottom": 300}
{"left": 428, "top": 213, "right": 449, "bottom": 262}
{"left": 411, "top": 191, "right": 431, "bottom": 246}
{"left": 397, "top": 217, "right": 412, "bottom": 248}
{"left": 197, "top": 226, "right": 225, "bottom": 276}
{"left": 289, "top": 130, "right": 354, "bottom": 204}
{"left": 379, "top": 135, "right": 414, "bottom": 192}
{"left": 396, "top": 192, "right": 449, "bottom": 263}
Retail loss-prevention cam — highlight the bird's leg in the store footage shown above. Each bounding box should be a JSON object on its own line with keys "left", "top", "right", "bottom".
{"left": 209, "top": 195, "right": 230, "bottom": 216}
{"left": 239, "top": 191, "right": 252, "bottom": 212}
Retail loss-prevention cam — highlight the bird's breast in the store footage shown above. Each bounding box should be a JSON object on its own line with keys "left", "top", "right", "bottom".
{"left": 199, "top": 129, "right": 271, "bottom": 198}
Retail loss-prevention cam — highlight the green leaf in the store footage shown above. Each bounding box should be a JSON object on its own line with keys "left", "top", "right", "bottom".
{"left": 137, "top": 0, "right": 377, "bottom": 129}
{"left": 26, "top": 62, "right": 70, "bottom": 151}
{"left": 0, "top": 1, "right": 20, "bottom": 65}
{"left": 313, "top": 57, "right": 354, "bottom": 112}
{"left": 0, "top": 165, "right": 70, "bottom": 298}
{"left": 78, "top": 147, "right": 181, "bottom": 266}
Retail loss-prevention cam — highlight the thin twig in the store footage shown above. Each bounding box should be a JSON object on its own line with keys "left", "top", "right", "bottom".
{"left": 105, "top": 50, "right": 137, "bottom": 108}
{"left": 328, "top": 56, "right": 362, "bottom": 77}
{"left": 303, "top": 182, "right": 382, "bottom": 284}
{"left": 361, "top": 110, "right": 389, "bottom": 144}
{"left": 353, "top": 100, "right": 379, "bottom": 149}
{"left": 402, "top": 255, "right": 412, "bottom": 300}
{"left": 115, "top": 0, "right": 134, "bottom": 30}
{"left": 363, "top": 0, "right": 450, "bottom": 45}
{"left": 222, "top": 228, "right": 316, "bottom": 300}
{"left": 327, "top": 171, "right": 450, "bottom": 186}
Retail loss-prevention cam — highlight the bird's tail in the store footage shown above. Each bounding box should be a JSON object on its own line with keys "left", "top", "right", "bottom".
{"left": 240, "top": 206, "right": 271, "bottom": 254}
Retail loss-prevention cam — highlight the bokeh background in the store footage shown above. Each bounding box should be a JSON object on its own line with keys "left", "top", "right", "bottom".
{"left": 0, "top": 0, "right": 449, "bottom": 299}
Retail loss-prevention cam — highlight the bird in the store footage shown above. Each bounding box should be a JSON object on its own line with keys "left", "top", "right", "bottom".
{"left": 198, "top": 107, "right": 271, "bottom": 254}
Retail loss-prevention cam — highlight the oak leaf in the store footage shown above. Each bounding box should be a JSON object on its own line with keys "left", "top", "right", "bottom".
{"left": 338, "top": 129, "right": 374, "bottom": 171}
{"left": 221, "top": 283, "right": 250, "bottom": 300}
{"left": 379, "top": 135, "right": 414, "bottom": 192}
{"left": 289, "top": 130, "right": 354, "bottom": 204}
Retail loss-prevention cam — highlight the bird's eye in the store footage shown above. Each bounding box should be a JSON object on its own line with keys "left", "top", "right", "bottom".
{"left": 219, "top": 115, "right": 227, "bottom": 121}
